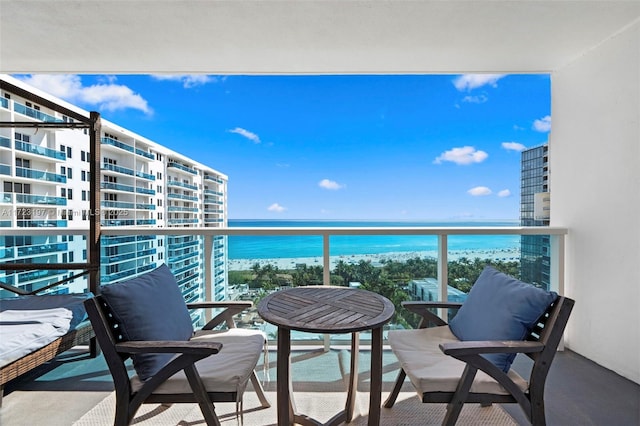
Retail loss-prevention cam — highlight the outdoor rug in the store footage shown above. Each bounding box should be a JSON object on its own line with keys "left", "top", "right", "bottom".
{"left": 73, "top": 349, "right": 517, "bottom": 425}
{"left": 73, "top": 390, "right": 517, "bottom": 426}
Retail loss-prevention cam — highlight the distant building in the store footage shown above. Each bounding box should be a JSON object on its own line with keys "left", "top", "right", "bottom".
{"left": 520, "top": 144, "right": 550, "bottom": 289}
{"left": 407, "top": 278, "right": 467, "bottom": 303}
{"left": 0, "top": 75, "right": 229, "bottom": 325}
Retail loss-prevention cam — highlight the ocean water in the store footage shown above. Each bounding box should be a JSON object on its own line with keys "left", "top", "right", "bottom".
{"left": 227, "top": 220, "right": 521, "bottom": 259}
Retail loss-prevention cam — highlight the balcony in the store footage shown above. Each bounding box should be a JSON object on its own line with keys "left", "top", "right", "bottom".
{"left": 15, "top": 140, "right": 66, "bottom": 161}
{"left": 1, "top": 225, "right": 638, "bottom": 424}
{"left": 168, "top": 161, "right": 197, "bottom": 175}
{"left": 167, "top": 179, "right": 198, "bottom": 190}
{"left": 0, "top": 135, "right": 10, "bottom": 148}
{"left": 15, "top": 193, "right": 67, "bottom": 206}
{"left": 134, "top": 147, "right": 154, "bottom": 160}
{"left": 135, "top": 170, "right": 155, "bottom": 181}
{"left": 101, "top": 162, "right": 134, "bottom": 176}
{"left": 13, "top": 102, "right": 62, "bottom": 123}
{"left": 167, "top": 193, "right": 198, "bottom": 202}
{"left": 15, "top": 166, "right": 66, "bottom": 183}
{"left": 100, "top": 182, "right": 143, "bottom": 194}
{"left": 101, "top": 136, "right": 134, "bottom": 153}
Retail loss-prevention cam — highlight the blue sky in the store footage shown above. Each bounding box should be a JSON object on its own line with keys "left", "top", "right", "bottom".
{"left": 17, "top": 74, "right": 550, "bottom": 221}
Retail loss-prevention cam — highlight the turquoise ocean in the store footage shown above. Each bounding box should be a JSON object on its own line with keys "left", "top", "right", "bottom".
{"left": 227, "top": 220, "right": 521, "bottom": 260}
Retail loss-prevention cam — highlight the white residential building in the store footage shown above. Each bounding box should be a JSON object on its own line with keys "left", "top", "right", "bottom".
{"left": 0, "top": 75, "right": 229, "bottom": 324}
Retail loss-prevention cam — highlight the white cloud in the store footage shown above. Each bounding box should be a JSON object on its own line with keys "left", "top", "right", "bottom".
{"left": 151, "top": 74, "right": 222, "bottom": 88}
{"left": 229, "top": 127, "right": 261, "bottom": 144}
{"left": 318, "top": 179, "right": 345, "bottom": 190}
{"left": 434, "top": 146, "right": 488, "bottom": 165}
{"left": 453, "top": 74, "right": 506, "bottom": 91}
{"left": 468, "top": 186, "right": 492, "bottom": 196}
{"left": 501, "top": 142, "right": 526, "bottom": 152}
{"left": 533, "top": 115, "right": 552, "bottom": 132}
{"left": 462, "top": 94, "right": 488, "bottom": 104}
{"left": 16, "top": 74, "right": 152, "bottom": 114}
{"left": 497, "top": 189, "right": 511, "bottom": 197}
{"left": 267, "top": 203, "right": 286, "bottom": 213}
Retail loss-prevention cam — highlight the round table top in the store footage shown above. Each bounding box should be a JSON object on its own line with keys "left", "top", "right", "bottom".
{"left": 257, "top": 286, "right": 395, "bottom": 334}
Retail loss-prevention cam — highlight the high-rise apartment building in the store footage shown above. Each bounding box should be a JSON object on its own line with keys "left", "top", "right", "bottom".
{"left": 0, "top": 75, "right": 228, "bottom": 324}
{"left": 520, "top": 144, "right": 550, "bottom": 289}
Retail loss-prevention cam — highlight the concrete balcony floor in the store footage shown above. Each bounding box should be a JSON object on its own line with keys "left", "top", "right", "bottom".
{"left": 1, "top": 346, "right": 638, "bottom": 425}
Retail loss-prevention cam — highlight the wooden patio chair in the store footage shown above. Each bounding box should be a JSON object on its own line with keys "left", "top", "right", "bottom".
{"left": 384, "top": 266, "right": 574, "bottom": 426}
{"left": 84, "top": 264, "right": 270, "bottom": 426}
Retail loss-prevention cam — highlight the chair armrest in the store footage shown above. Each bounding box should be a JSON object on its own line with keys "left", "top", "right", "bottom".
{"left": 440, "top": 340, "right": 544, "bottom": 356}
{"left": 402, "top": 301, "right": 463, "bottom": 328}
{"left": 402, "top": 301, "right": 463, "bottom": 310}
{"left": 187, "top": 301, "right": 253, "bottom": 330}
{"left": 186, "top": 301, "right": 253, "bottom": 310}
{"left": 115, "top": 340, "right": 222, "bottom": 355}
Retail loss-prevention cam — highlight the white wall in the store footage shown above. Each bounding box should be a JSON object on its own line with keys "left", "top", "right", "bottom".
{"left": 551, "top": 21, "right": 640, "bottom": 383}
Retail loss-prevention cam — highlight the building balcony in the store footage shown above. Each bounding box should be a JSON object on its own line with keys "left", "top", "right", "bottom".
{"left": 168, "top": 218, "right": 199, "bottom": 225}
{"left": 101, "top": 136, "right": 134, "bottom": 154}
{"left": 167, "top": 161, "right": 197, "bottom": 175}
{"left": 16, "top": 219, "right": 67, "bottom": 227}
{"left": 15, "top": 140, "right": 66, "bottom": 161}
{"left": 13, "top": 102, "right": 62, "bottom": 123}
{"left": 135, "top": 186, "right": 155, "bottom": 195}
{"left": 0, "top": 135, "right": 10, "bottom": 148}
{"left": 204, "top": 174, "right": 224, "bottom": 184}
{"left": 100, "top": 181, "right": 135, "bottom": 193}
{"left": 16, "top": 242, "right": 68, "bottom": 256}
{"left": 134, "top": 147, "right": 154, "bottom": 160}
{"left": 167, "top": 193, "right": 198, "bottom": 202}
{"left": 135, "top": 170, "right": 155, "bottom": 181}
{"left": 167, "top": 206, "right": 199, "bottom": 213}
{"left": 15, "top": 193, "right": 67, "bottom": 206}
{"left": 167, "top": 180, "right": 198, "bottom": 190}
{"left": 15, "top": 166, "right": 66, "bottom": 183}
{"left": 101, "top": 162, "right": 134, "bottom": 177}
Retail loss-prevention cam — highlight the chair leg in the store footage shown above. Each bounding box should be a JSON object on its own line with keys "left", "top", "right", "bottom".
{"left": 250, "top": 370, "right": 271, "bottom": 408}
{"left": 383, "top": 368, "right": 407, "bottom": 408}
{"left": 184, "top": 364, "right": 221, "bottom": 426}
{"left": 443, "top": 364, "right": 477, "bottom": 426}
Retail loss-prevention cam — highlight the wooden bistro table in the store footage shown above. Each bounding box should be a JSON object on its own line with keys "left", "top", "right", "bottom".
{"left": 257, "top": 286, "right": 395, "bottom": 426}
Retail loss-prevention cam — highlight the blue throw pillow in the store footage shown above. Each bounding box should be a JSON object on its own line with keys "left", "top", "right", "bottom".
{"left": 100, "top": 264, "right": 194, "bottom": 381}
{"left": 448, "top": 266, "right": 557, "bottom": 373}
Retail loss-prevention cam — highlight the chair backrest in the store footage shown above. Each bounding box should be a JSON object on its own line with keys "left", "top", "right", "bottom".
{"left": 84, "top": 296, "right": 133, "bottom": 392}
{"left": 525, "top": 295, "right": 575, "bottom": 394}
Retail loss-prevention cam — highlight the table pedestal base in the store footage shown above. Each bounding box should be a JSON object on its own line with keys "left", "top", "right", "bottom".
{"left": 278, "top": 328, "right": 383, "bottom": 426}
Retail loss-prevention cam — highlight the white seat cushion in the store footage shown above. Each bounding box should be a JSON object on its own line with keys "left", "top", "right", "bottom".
{"left": 389, "top": 326, "right": 528, "bottom": 396}
{"left": 130, "top": 329, "right": 265, "bottom": 394}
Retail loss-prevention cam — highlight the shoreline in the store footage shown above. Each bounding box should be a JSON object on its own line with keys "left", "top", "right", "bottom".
{"left": 228, "top": 247, "right": 521, "bottom": 271}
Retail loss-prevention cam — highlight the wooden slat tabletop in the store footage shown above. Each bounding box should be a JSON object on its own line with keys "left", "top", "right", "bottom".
{"left": 257, "top": 286, "right": 395, "bottom": 334}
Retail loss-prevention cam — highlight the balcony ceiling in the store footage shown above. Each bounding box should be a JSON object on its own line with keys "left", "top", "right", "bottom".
{"left": 1, "top": 0, "right": 639, "bottom": 74}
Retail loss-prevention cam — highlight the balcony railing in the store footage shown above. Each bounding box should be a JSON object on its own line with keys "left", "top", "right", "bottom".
{"left": 15, "top": 140, "right": 66, "bottom": 161}
{"left": 16, "top": 166, "right": 66, "bottom": 183}
{"left": 97, "top": 225, "right": 568, "bottom": 296}
{"left": 16, "top": 193, "right": 67, "bottom": 206}
{"left": 168, "top": 161, "right": 197, "bottom": 175}
{"left": 168, "top": 180, "right": 198, "bottom": 190}
{"left": 13, "top": 102, "right": 62, "bottom": 123}
{"left": 101, "top": 136, "right": 134, "bottom": 153}
{"left": 1, "top": 226, "right": 568, "bottom": 342}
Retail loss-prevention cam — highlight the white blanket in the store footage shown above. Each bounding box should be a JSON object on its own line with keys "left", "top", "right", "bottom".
{"left": 0, "top": 308, "right": 73, "bottom": 367}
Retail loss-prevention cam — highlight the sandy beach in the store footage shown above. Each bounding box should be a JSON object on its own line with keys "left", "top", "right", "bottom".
{"left": 228, "top": 247, "right": 521, "bottom": 271}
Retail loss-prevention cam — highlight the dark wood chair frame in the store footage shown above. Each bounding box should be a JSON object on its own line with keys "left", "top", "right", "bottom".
{"left": 84, "top": 297, "right": 270, "bottom": 426}
{"left": 384, "top": 295, "right": 575, "bottom": 426}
